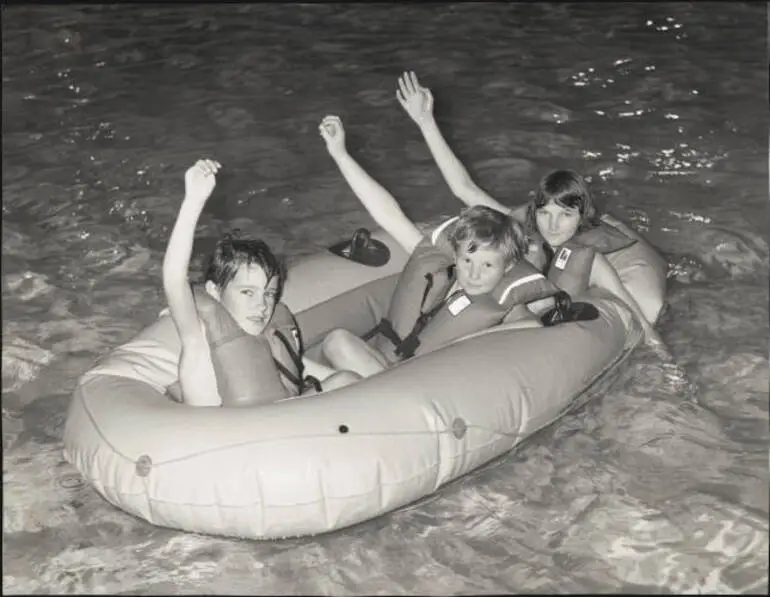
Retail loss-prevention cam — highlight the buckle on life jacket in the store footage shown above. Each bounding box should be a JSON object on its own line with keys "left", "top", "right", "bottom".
{"left": 394, "top": 328, "right": 421, "bottom": 359}
{"left": 302, "top": 375, "right": 323, "bottom": 393}
{"left": 365, "top": 267, "right": 455, "bottom": 361}
{"left": 394, "top": 291, "right": 451, "bottom": 359}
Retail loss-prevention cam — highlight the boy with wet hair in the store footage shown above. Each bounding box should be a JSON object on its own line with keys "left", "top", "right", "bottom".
{"left": 163, "top": 159, "right": 357, "bottom": 406}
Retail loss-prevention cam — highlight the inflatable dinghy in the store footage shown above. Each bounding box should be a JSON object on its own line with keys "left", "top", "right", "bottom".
{"left": 63, "top": 221, "right": 664, "bottom": 540}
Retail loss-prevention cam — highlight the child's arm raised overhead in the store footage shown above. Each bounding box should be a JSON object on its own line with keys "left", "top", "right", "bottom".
{"left": 396, "top": 71, "right": 528, "bottom": 225}
{"left": 162, "top": 158, "right": 222, "bottom": 407}
{"left": 319, "top": 115, "right": 422, "bottom": 256}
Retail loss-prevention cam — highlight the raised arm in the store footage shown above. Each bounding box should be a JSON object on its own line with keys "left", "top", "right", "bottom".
{"left": 397, "top": 71, "right": 526, "bottom": 222}
{"left": 162, "top": 158, "right": 222, "bottom": 407}
{"left": 319, "top": 115, "right": 422, "bottom": 256}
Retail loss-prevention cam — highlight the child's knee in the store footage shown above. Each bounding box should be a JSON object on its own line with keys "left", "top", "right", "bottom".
{"left": 322, "top": 328, "right": 354, "bottom": 359}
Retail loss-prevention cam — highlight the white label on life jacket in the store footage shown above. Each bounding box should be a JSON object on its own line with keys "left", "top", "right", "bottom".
{"left": 291, "top": 327, "right": 300, "bottom": 345}
{"left": 448, "top": 294, "right": 471, "bottom": 315}
{"left": 554, "top": 247, "right": 572, "bottom": 270}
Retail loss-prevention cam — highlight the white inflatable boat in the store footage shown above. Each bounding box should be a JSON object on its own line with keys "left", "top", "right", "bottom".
{"left": 63, "top": 221, "right": 665, "bottom": 540}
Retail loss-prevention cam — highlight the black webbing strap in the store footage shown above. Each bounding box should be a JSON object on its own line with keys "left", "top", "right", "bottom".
{"left": 361, "top": 269, "right": 457, "bottom": 360}
{"left": 273, "top": 328, "right": 325, "bottom": 394}
{"left": 361, "top": 318, "right": 403, "bottom": 345}
{"left": 395, "top": 289, "right": 460, "bottom": 360}
{"left": 272, "top": 329, "right": 304, "bottom": 391}
{"left": 542, "top": 241, "right": 557, "bottom": 275}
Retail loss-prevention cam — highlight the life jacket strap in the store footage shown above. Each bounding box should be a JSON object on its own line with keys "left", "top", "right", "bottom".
{"left": 364, "top": 268, "right": 453, "bottom": 360}
{"left": 395, "top": 289, "right": 459, "bottom": 359}
{"left": 361, "top": 318, "right": 404, "bottom": 346}
{"left": 272, "top": 329, "right": 305, "bottom": 392}
{"left": 542, "top": 242, "right": 557, "bottom": 275}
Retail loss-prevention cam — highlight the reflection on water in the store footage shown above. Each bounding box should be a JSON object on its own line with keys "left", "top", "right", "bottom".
{"left": 2, "top": 2, "right": 768, "bottom": 594}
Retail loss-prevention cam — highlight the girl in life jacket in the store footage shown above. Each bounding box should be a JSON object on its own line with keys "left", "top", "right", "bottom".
{"left": 394, "top": 72, "right": 665, "bottom": 348}
{"left": 317, "top": 115, "right": 561, "bottom": 379}
{"left": 162, "top": 159, "right": 359, "bottom": 408}
{"left": 524, "top": 169, "right": 664, "bottom": 347}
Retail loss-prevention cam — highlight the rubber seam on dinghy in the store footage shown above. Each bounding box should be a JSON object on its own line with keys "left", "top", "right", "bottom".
{"left": 318, "top": 465, "right": 329, "bottom": 531}
{"left": 77, "top": 381, "right": 136, "bottom": 464}
{"left": 98, "top": 428, "right": 503, "bottom": 467}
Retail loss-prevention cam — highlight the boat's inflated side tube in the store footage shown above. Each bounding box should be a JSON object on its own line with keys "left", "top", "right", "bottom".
{"left": 597, "top": 214, "right": 668, "bottom": 324}
{"left": 192, "top": 287, "right": 295, "bottom": 407}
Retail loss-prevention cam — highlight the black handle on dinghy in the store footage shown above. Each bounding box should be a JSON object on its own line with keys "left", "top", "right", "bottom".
{"left": 540, "top": 290, "right": 600, "bottom": 326}
{"left": 328, "top": 228, "right": 391, "bottom": 267}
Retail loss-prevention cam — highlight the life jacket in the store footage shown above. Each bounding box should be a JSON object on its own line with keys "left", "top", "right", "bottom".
{"left": 191, "top": 286, "right": 315, "bottom": 407}
{"left": 544, "top": 241, "right": 596, "bottom": 297}
{"left": 366, "top": 223, "right": 560, "bottom": 361}
{"left": 526, "top": 213, "right": 638, "bottom": 297}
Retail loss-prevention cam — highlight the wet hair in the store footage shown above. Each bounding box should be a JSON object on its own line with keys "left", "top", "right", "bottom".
{"left": 447, "top": 205, "right": 528, "bottom": 267}
{"left": 203, "top": 232, "right": 286, "bottom": 298}
{"left": 528, "top": 169, "right": 601, "bottom": 233}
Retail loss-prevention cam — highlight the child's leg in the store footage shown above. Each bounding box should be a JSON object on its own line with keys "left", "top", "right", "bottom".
{"left": 302, "top": 356, "right": 361, "bottom": 391}
{"left": 321, "top": 370, "right": 361, "bottom": 391}
{"left": 323, "top": 328, "right": 389, "bottom": 378}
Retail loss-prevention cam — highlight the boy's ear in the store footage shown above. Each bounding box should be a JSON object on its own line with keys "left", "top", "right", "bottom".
{"left": 204, "top": 280, "right": 220, "bottom": 300}
{"left": 504, "top": 262, "right": 514, "bottom": 273}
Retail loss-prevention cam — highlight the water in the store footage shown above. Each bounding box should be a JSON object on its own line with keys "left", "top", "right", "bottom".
{"left": 2, "top": 2, "right": 768, "bottom": 594}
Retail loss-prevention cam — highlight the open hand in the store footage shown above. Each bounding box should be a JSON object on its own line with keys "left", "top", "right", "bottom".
{"left": 396, "top": 71, "right": 434, "bottom": 126}
{"left": 184, "top": 158, "right": 221, "bottom": 204}
{"left": 319, "top": 115, "right": 346, "bottom": 157}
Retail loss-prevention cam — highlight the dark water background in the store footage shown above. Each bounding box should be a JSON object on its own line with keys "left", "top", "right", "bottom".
{"left": 2, "top": 2, "right": 768, "bottom": 594}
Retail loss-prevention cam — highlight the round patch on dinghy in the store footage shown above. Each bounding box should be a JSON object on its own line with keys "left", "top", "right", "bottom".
{"left": 452, "top": 418, "right": 467, "bottom": 439}
{"left": 135, "top": 454, "right": 153, "bottom": 477}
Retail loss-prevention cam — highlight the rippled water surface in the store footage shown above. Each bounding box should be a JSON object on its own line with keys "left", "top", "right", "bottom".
{"left": 3, "top": 3, "right": 768, "bottom": 594}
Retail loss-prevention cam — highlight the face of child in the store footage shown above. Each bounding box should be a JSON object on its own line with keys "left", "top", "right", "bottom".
{"left": 536, "top": 200, "right": 581, "bottom": 248}
{"left": 454, "top": 242, "right": 511, "bottom": 296}
{"left": 209, "top": 264, "right": 279, "bottom": 336}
